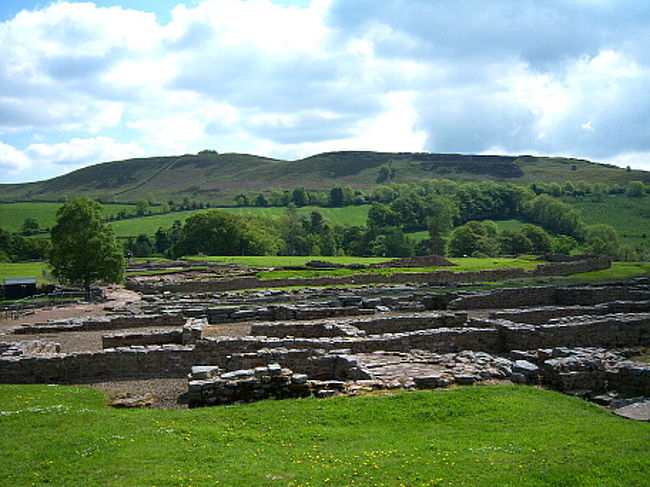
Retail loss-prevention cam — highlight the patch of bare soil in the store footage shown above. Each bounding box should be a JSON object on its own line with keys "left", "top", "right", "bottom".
{"left": 81, "top": 377, "right": 189, "bottom": 409}
{"left": 372, "top": 254, "right": 457, "bottom": 268}
{"left": 0, "top": 286, "right": 141, "bottom": 331}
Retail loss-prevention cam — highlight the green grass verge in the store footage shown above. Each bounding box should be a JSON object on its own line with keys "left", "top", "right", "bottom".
{"left": 569, "top": 262, "right": 650, "bottom": 280}
{"left": 0, "top": 262, "right": 50, "bottom": 284}
{"left": 0, "top": 385, "right": 648, "bottom": 487}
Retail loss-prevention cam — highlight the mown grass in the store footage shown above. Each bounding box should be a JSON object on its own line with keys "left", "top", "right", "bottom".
{"left": 569, "top": 261, "right": 650, "bottom": 280}
{"left": 0, "top": 262, "right": 50, "bottom": 284}
{"left": 0, "top": 385, "right": 648, "bottom": 487}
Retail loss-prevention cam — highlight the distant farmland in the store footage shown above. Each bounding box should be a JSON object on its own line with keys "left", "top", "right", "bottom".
{"left": 110, "top": 205, "right": 371, "bottom": 237}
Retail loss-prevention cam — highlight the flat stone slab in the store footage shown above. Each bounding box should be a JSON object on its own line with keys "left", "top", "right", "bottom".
{"left": 613, "top": 399, "right": 650, "bottom": 422}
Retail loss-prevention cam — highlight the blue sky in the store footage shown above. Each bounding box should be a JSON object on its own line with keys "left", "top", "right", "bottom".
{"left": 1, "top": 0, "right": 650, "bottom": 183}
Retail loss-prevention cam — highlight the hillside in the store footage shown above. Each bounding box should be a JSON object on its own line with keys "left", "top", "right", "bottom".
{"left": 1, "top": 151, "right": 648, "bottom": 204}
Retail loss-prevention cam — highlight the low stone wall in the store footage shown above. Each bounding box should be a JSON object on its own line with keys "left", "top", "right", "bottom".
{"left": 448, "top": 285, "right": 650, "bottom": 310}
{"left": 530, "top": 255, "right": 611, "bottom": 276}
{"left": 490, "top": 306, "right": 600, "bottom": 324}
{"left": 102, "top": 331, "right": 183, "bottom": 348}
{"left": 352, "top": 313, "right": 468, "bottom": 335}
{"left": 490, "top": 301, "right": 650, "bottom": 324}
{"left": 13, "top": 313, "right": 185, "bottom": 334}
{"left": 208, "top": 305, "right": 375, "bottom": 324}
{"left": 250, "top": 313, "right": 469, "bottom": 339}
{"left": 499, "top": 313, "right": 650, "bottom": 351}
{"left": 510, "top": 348, "right": 650, "bottom": 397}
{"left": 0, "top": 340, "right": 61, "bottom": 357}
{"left": 188, "top": 364, "right": 314, "bottom": 407}
{"left": 250, "top": 321, "right": 364, "bottom": 338}
{"left": 0, "top": 345, "right": 196, "bottom": 383}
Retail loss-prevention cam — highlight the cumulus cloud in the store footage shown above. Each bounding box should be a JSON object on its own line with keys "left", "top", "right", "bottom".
{"left": 0, "top": 141, "right": 32, "bottom": 173}
{"left": 26, "top": 136, "right": 146, "bottom": 166}
{"left": 1, "top": 0, "right": 650, "bottom": 181}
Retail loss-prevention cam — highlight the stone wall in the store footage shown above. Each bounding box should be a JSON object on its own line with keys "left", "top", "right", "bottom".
{"left": 13, "top": 313, "right": 185, "bottom": 334}
{"left": 102, "top": 331, "right": 183, "bottom": 348}
{"left": 498, "top": 313, "right": 650, "bottom": 351}
{"left": 0, "top": 345, "right": 196, "bottom": 383}
{"left": 187, "top": 364, "right": 314, "bottom": 407}
{"left": 448, "top": 285, "right": 650, "bottom": 310}
{"left": 490, "top": 301, "right": 650, "bottom": 324}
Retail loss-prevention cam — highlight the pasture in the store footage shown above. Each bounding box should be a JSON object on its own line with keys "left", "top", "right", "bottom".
{"left": 0, "top": 384, "right": 648, "bottom": 487}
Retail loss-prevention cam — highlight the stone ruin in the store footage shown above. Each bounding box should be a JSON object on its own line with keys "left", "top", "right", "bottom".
{"left": 1, "top": 275, "right": 649, "bottom": 420}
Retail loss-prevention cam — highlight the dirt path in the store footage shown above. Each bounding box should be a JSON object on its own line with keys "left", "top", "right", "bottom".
{"left": 0, "top": 286, "right": 141, "bottom": 331}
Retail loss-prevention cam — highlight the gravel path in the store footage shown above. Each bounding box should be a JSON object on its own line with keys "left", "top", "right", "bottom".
{"left": 0, "top": 286, "right": 141, "bottom": 331}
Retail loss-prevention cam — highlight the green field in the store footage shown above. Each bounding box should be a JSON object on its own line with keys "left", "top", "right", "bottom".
{"left": 0, "top": 262, "right": 50, "bottom": 284}
{"left": 564, "top": 194, "right": 650, "bottom": 255}
{"left": 111, "top": 205, "right": 371, "bottom": 237}
{"left": 0, "top": 385, "right": 648, "bottom": 487}
{"left": 0, "top": 202, "right": 371, "bottom": 238}
{"left": 0, "top": 202, "right": 138, "bottom": 233}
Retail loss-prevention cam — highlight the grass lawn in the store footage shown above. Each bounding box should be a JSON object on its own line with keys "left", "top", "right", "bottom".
{"left": 0, "top": 385, "right": 648, "bottom": 487}
{"left": 0, "top": 262, "right": 50, "bottom": 284}
{"left": 569, "top": 261, "right": 650, "bottom": 280}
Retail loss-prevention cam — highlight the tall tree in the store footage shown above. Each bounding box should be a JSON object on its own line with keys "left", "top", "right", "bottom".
{"left": 49, "top": 197, "right": 125, "bottom": 300}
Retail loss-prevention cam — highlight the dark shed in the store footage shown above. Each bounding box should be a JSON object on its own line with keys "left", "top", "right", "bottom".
{"left": 3, "top": 277, "right": 38, "bottom": 300}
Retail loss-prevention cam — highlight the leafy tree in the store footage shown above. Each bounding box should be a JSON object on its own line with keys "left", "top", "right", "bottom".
{"left": 376, "top": 165, "right": 391, "bottom": 183}
{"left": 368, "top": 227, "right": 414, "bottom": 257}
{"left": 551, "top": 235, "right": 578, "bottom": 254}
{"left": 523, "top": 194, "right": 584, "bottom": 238}
{"left": 154, "top": 227, "right": 173, "bottom": 255}
{"left": 329, "top": 187, "right": 345, "bottom": 207}
{"left": 135, "top": 199, "right": 149, "bottom": 216}
{"left": 128, "top": 234, "right": 154, "bottom": 258}
{"left": 498, "top": 229, "right": 532, "bottom": 255}
{"left": 447, "top": 221, "right": 499, "bottom": 257}
{"left": 21, "top": 218, "right": 40, "bottom": 235}
{"left": 583, "top": 224, "right": 639, "bottom": 261}
{"left": 291, "top": 187, "right": 307, "bottom": 206}
{"left": 49, "top": 197, "right": 125, "bottom": 300}
{"left": 367, "top": 203, "right": 401, "bottom": 229}
{"left": 174, "top": 210, "right": 278, "bottom": 257}
{"left": 520, "top": 224, "right": 552, "bottom": 253}
{"left": 253, "top": 194, "right": 268, "bottom": 206}
{"left": 234, "top": 194, "right": 249, "bottom": 206}
{"left": 626, "top": 181, "right": 646, "bottom": 197}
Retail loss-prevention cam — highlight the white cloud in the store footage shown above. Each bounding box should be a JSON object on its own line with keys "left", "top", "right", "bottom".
{"left": 0, "top": 141, "right": 32, "bottom": 173}
{"left": 1, "top": 0, "right": 650, "bottom": 182}
{"left": 607, "top": 152, "right": 650, "bottom": 172}
{"left": 26, "top": 136, "right": 146, "bottom": 166}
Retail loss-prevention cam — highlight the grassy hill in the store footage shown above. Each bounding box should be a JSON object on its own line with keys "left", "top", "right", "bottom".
{"left": 564, "top": 194, "right": 650, "bottom": 256}
{"left": 2, "top": 151, "right": 648, "bottom": 205}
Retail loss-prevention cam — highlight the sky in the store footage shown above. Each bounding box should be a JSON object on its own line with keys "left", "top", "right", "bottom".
{"left": 1, "top": 0, "right": 650, "bottom": 183}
